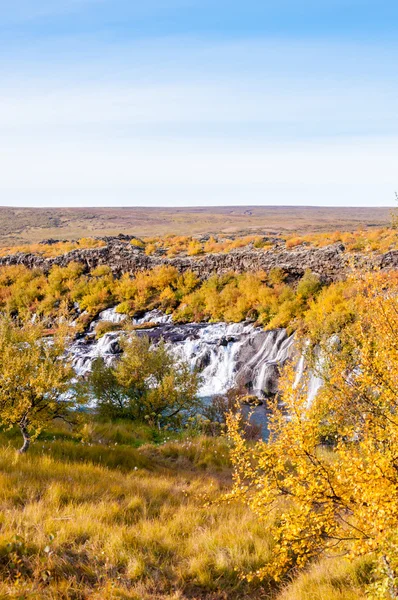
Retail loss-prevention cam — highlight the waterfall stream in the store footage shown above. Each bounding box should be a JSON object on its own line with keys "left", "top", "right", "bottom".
{"left": 69, "top": 308, "right": 322, "bottom": 401}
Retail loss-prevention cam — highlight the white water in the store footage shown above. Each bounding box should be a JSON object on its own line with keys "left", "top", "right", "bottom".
{"left": 66, "top": 308, "right": 326, "bottom": 443}
{"left": 69, "top": 311, "right": 298, "bottom": 397}
{"left": 92, "top": 307, "right": 172, "bottom": 327}
{"left": 97, "top": 307, "right": 127, "bottom": 324}
{"left": 171, "top": 322, "right": 295, "bottom": 397}
{"left": 69, "top": 309, "right": 323, "bottom": 401}
{"left": 306, "top": 373, "right": 323, "bottom": 406}
{"left": 70, "top": 331, "right": 121, "bottom": 375}
{"left": 293, "top": 344, "right": 323, "bottom": 407}
{"left": 133, "top": 309, "right": 173, "bottom": 325}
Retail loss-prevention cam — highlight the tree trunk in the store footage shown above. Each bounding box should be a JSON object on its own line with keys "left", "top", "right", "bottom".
{"left": 382, "top": 555, "right": 398, "bottom": 599}
{"left": 19, "top": 421, "right": 30, "bottom": 454}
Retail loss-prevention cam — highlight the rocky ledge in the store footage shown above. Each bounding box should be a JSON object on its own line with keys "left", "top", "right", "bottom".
{"left": 0, "top": 237, "right": 397, "bottom": 282}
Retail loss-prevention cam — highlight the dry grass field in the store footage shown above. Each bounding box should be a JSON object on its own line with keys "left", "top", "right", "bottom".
{"left": 0, "top": 206, "right": 392, "bottom": 246}
{"left": 0, "top": 421, "right": 370, "bottom": 600}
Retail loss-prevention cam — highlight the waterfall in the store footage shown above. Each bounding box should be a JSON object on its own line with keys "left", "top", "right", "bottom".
{"left": 293, "top": 344, "right": 324, "bottom": 407}
{"left": 68, "top": 308, "right": 324, "bottom": 403}
{"left": 69, "top": 311, "right": 296, "bottom": 398}
{"left": 97, "top": 307, "right": 127, "bottom": 324}
{"left": 171, "top": 322, "right": 295, "bottom": 397}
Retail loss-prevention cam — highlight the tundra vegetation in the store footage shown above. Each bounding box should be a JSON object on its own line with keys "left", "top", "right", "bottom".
{"left": 0, "top": 319, "right": 76, "bottom": 453}
{"left": 0, "top": 226, "right": 397, "bottom": 258}
{"left": 0, "top": 237, "right": 106, "bottom": 258}
{"left": 0, "top": 205, "right": 392, "bottom": 245}
{"left": 86, "top": 335, "right": 201, "bottom": 425}
{"left": 0, "top": 230, "right": 396, "bottom": 598}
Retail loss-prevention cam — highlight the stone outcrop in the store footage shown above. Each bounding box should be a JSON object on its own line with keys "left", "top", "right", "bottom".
{"left": 0, "top": 237, "right": 397, "bottom": 282}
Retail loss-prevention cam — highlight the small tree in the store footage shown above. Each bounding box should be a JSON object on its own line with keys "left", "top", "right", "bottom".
{"left": 227, "top": 272, "right": 398, "bottom": 596}
{"left": 87, "top": 335, "right": 201, "bottom": 427}
{"left": 391, "top": 192, "right": 398, "bottom": 229}
{"left": 0, "top": 318, "right": 75, "bottom": 453}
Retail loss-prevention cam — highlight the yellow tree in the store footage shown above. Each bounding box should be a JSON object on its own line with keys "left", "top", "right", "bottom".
{"left": 391, "top": 192, "right": 398, "bottom": 229}
{"left": 0, "top": 318, "right": 75, "bottom": 453}
{"left": 227, "top": 272, "right": 398, "bottom": 598}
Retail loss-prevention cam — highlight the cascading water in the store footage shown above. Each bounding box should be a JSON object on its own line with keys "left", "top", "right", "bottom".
{"left": 293, "top": 345, "right": 323, "bottom": 407}
{"left": 170, "top": 322, "right": 295, "bottom": 397}
{"left": 67, "top": 307, "right": 325, "bottom": 439}
{"left": 69, "top": 307, "right": 324, "bottom": 412}
{"left": 69, "top": 309, "right": 296, "bottom": 398}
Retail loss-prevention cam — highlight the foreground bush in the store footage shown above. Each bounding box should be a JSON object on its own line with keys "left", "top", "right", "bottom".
{"left": 227, "top": 272, "right": 398, "bottom": 597}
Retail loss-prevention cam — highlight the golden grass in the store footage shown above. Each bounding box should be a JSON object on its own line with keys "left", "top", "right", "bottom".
{"left": 0, "top": 429, "right": 274, "bottom": 599}
{"left": 0, "top": 238, "right": 106, "bottom": 258}
{"left": 278, "top": 557, "right": 371, "bottom": 600}
{"left": 0, "top": 423, "right": 372, "bottom": 599}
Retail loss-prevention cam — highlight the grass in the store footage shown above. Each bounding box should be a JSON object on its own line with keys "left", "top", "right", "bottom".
{"left": 0, "top": 425, "right": 273, "bottom": 599}
{"left": 0, "top": 238, "right": 106, "bottom": 258}
{"left": 0, "top": 421, "right": 371, "bottom": 599}
{"left": 278, "top": 557, "right": 371, "bottom": 600}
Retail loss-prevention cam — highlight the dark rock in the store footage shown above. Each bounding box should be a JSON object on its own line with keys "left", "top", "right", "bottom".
{"left": 196, "top": 350, "right": 211, "bottom": 371}
{"left": 39, "top": 238, "right": 69, "bottom": 245}
{"left": 0, "top": 237, "right": 395, "bottom": 283}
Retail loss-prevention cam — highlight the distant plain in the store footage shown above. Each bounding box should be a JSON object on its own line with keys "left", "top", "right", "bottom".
{"left": 0, "top": 206, "right": 392, "bottom": 246}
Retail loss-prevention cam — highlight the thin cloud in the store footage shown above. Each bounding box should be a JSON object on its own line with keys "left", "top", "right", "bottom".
{"left": 0, "top": 15, "right": 396, "bottom": 207}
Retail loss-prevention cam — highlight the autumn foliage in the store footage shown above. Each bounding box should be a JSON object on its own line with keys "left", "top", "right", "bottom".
{"left": 0, "top": 262, "right": 324, "bottom": 331}
{"left": 0, "top": 319, "right": 75, "bottom": 453}
{"left": 227, "top": 272, "right": 398, "bottom": 597}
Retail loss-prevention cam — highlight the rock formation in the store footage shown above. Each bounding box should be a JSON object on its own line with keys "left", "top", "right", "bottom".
{"left": 0, "top": 236, "right": 397, "bottom": 282}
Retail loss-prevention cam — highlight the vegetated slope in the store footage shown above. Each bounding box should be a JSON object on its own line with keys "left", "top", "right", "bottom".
{"left": 0, "top": 205, "right": 392, "bottom": 246}
{"left": 0, "top": 422, "right": 369, "bottom": 600}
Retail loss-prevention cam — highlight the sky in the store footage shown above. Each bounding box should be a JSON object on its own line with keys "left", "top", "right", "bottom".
{"left": 0, "top": 1, "right": 397, "bottom": 207}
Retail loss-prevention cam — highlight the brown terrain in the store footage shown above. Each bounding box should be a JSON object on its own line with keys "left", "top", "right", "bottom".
{"left": 0, "top": 205, "right": 392, "bottom": 246}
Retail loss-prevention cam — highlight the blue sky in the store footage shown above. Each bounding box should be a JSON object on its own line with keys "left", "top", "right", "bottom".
{"left": 0, "top": 0, "right": 397, "bottom": 207}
